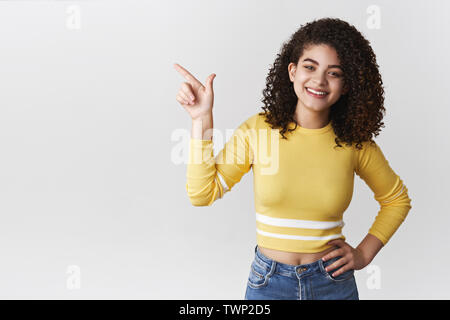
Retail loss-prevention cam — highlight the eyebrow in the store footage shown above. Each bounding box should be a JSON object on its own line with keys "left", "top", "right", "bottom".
{"left": 302, "top": 58, "right": 342, "bottom": 70}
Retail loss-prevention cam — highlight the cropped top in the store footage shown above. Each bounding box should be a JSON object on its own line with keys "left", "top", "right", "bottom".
{"left": 185, "top": 112, "right": 412, "bottom": 253}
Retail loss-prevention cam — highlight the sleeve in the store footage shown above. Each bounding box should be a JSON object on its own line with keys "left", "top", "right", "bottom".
{"left": 185, "top": 115, "right": 255, "bottom": 206}
{"left": 354, "top": 140, "right": 412, "bottom": 246}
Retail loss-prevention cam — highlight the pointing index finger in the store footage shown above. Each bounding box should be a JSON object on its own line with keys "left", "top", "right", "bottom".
{"left": 173, "top": 63, "right": 203, "bottom": 88}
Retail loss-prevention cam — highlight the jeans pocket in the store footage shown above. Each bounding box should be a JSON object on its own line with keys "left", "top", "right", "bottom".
{"left": 321, "top": 257, "right": 355, "bottom": 282}
{"left": 247, "top": 259, "right": 271, "bottom": 289}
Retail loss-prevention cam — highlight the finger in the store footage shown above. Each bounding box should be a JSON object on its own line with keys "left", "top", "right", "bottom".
{"left": 174, "top": 63, "right": 203, "bottom": 89}
{"left": 327, "top": 239, "right": 345, "bottom": 247}
{"left": 205, "top": 73, "right": 216, "bottom": 94}
{"left": 180, "top": 83, "right": 196, "bottom": 101}
{"left": 330, "top": 264, "right": 352, "bottom": 277}
{"left": 176, "top": 94, "right": 188, "bottom": 106}
{"left": 324, "top": 257, "right": 347, "bottom": 273}
{"left": 176, "top": 93, "right": 191, "bottom": 106}
{"left": 178, "top": 91, "right": 194, "bottom": 105}
{"left": 321, "top": 248, "right": 343, "bottom": 262}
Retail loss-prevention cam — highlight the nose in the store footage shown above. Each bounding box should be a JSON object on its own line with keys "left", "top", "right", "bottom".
{"left": 312, "top": 73, "right": 327, "bottom": 86}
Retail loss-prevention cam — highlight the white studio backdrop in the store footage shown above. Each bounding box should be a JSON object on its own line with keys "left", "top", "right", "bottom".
{"left": 0, "top": 0, "right": 448, "bottom": 299}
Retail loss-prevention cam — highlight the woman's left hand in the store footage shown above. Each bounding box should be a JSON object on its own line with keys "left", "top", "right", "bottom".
{"left": 321, "top": 239, "right": 369, "bottom": 277}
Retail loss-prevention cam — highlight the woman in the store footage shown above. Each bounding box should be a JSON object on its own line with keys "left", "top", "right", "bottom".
{"left": 174, "top": 17, "right": 412, "bottom": 300}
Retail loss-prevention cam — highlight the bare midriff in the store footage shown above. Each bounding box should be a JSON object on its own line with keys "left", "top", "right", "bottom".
{"left": 258, "top": 245, "right": 337, "bottom": 266}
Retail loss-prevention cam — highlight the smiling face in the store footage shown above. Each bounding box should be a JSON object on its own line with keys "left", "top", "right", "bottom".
{"left": 288, "top": 44, "right": 349, "bottom": 114}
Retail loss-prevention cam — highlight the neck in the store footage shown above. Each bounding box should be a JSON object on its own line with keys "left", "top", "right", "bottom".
{"left": 294, "top": 103, "right": 330, "bottom": 129}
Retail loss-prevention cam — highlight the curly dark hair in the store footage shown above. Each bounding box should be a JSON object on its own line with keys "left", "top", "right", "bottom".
{"left": 258, "top": 17, "right": 385, "bottom": 150}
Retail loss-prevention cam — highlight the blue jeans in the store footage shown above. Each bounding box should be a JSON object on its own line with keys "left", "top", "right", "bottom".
{"left": 244, "top": 245, "right": 359, "bottom": 300}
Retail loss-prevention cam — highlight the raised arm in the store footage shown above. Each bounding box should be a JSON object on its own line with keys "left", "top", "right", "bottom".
{"left": 174, "top": 63, "right": 216, "bottom": 140}
{"left": 174, "top": 63, "right": 253, "bottom": 206}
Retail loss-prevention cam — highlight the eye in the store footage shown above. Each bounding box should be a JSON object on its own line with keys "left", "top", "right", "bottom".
{"left": 304, "top": 65, "right": 342, "bottom": 78}
{"left": 330, "top": 72, "right": 342, "bottom": 78}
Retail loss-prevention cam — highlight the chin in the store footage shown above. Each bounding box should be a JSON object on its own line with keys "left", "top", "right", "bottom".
{"left": 307, "top": 105, "right": 331, "bottom": 112}
{"left": 300, "top": 99, "right": 332, "bottom": 112}
{"left": 303, "top": 96, "right": 338, "bottom": 111}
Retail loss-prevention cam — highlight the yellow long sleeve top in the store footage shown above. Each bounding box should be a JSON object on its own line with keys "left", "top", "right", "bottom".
{"left": 186, "top": 112, "right": 412, "bottom": 253}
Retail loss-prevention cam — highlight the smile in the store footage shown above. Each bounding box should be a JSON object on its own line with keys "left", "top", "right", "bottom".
{"left": 305, "top": 87, "right": 329, "bottom": 98}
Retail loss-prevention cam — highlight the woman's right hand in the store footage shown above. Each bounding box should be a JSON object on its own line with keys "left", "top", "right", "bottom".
{"left": 174, "top": 63, "right": 216, "bottom": 120}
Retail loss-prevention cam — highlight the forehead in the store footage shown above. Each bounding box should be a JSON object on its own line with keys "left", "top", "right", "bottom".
{"left": 298, "top": 44, "right": 340, "bottom": 64}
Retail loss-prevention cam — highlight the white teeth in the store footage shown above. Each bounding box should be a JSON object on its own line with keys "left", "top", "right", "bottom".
{"left": 306, "top": 87, "right": 328, "bottom": 95}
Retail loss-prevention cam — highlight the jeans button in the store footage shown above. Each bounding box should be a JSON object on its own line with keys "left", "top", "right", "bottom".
{"left": 297, "top": 267, "right": 307, "bottom": 274}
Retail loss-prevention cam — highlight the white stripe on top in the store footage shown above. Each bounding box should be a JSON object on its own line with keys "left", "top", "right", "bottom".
{"left": 380, "top": 184, "right": 405, "bottom": 204}
{"left": 213, "top": 176, "right": 223, "bottom": 199}
{"left": 256, "top": 229, "right": 343, "bottom": 241}
{"left": 216, "top": 171, "right": 229, "bottom": 193}
{"left": 256, "top": 212, "right": 344, "bottom": 230}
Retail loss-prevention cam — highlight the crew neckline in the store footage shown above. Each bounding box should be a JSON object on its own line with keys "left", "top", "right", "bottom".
{"left": 288, "top": 120, "right": 333, "bottom": 135}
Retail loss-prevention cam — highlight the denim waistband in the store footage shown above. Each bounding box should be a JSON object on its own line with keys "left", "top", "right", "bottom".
{"left": 253, "top": 244, "right": 339, "bottom": 277}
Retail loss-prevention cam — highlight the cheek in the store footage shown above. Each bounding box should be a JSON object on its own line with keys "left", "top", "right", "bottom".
{"left": 331, "top": 81, "right": 345, "bottom": 93}
{"left": 293, "top": 81, "right": 303, "bottom": 95}
{"left": 292, "top": 82, "right": 307, "bottom": 99}
{"left": 292, "top": 76, "right": 308, "bottom": 96}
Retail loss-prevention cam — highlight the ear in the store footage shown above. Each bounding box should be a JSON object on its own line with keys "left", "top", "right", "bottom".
{"left": 288, "top": 63, "right": 296, "bottom": 82}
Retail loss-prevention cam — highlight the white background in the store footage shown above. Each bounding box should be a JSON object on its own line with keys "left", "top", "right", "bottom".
{"left": 0, "top": 0, "right": 448, "bottom": 299}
